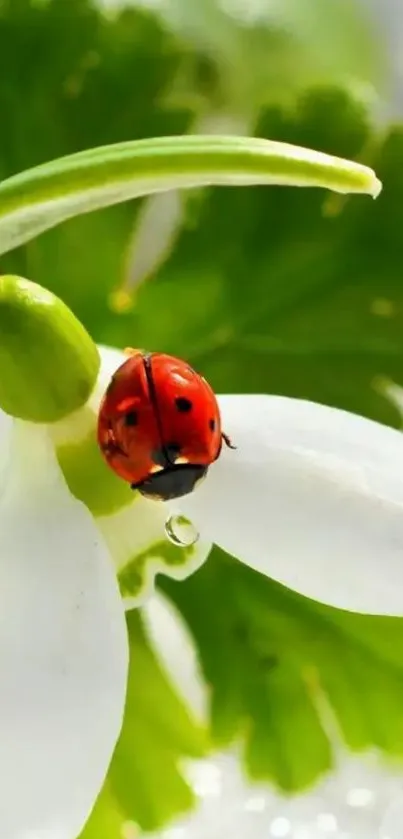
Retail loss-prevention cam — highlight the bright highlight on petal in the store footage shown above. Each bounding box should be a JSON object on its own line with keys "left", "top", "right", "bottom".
{"left": 177, "top": 395, "right": 403, "bottom": 616}
{"left": 0, "top": 421, "right": 128, "bottom": 838}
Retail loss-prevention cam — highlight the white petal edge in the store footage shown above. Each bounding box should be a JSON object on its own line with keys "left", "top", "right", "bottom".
{"left": 175, "top": 394, "right": 403, "bottom": 616}
{"left": 0, "top": 421, "right": 128, "bottom": 839}
{"left": 142, "top": 592, "right": 208, "bottom": 721}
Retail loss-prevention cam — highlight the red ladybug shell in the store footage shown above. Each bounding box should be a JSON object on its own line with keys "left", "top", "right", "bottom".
{"left": 97, "top": 350, "right": 229, "bottom": 501}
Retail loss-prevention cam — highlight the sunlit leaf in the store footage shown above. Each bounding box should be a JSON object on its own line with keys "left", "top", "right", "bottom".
{"left": 161, "top": 549, "right": 403, "bottom": 790}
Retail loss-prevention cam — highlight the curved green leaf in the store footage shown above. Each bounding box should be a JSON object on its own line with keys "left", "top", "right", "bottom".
{"left": 0, "top": 135, "right": 380, "bottom": 256}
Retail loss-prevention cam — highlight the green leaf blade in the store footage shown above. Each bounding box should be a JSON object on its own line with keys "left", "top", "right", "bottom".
{"left": 245, "top": 664, "right": 333, "bottom": 791}
{"left": 0, "top": 135, "right": 381, "bottom": 256}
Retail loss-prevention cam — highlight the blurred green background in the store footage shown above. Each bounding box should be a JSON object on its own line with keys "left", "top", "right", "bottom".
{"left": 1, "top": 0, "right": 402, "bottom": 428}
{"left": 3, "top": 0, "right": 403, "bottom": 835}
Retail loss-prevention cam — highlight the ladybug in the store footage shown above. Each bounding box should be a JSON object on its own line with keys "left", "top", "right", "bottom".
{"left": 97, "top": 349, "right": 235, "bottom": 501}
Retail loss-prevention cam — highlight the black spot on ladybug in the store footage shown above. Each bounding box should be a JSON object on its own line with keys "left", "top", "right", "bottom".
{"left": 165, "top": 442, "right": 181, "bottom": 463}
{"left": 175, "top": 396, "right": 193, "bottom": 412}
{"left": 209, "top": 418, "right": 216, "bottom": 431}
{"left": 124, "top": 411, "right": 138, "bottom": 426}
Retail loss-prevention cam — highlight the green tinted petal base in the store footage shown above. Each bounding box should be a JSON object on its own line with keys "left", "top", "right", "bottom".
{"left": 56, "top": 432, "right": 134, "bottom": 518}
{"left": 98, "top": 498, "right": 211, "bottom": 606}
{"left": 119, "top": 541, "right": 203, "bottom": 603}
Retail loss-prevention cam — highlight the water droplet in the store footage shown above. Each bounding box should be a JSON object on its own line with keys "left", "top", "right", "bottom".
{"left": 165, "top": 513, "right": 199, "bottom": 548}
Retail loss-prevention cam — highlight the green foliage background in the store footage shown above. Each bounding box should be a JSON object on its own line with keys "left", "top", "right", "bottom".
{"left": 2, "top": 0, "right": 403, "bottom": 834}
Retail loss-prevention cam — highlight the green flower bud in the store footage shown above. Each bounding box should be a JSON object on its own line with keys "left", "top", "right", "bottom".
{"left": 0, "top": 275, "right": 99, "bottom": 422}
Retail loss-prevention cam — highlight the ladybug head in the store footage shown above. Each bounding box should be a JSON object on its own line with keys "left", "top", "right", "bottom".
{"left": 131, "top": 462, "right": 208, "bottom": 502}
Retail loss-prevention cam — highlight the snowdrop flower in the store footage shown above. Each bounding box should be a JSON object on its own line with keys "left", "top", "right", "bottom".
{"left": 1, "top": 272, "right": 403, "bottom": 839}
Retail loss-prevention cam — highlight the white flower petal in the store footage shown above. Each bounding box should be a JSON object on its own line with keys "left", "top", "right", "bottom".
{"left": 176, "top": 395, "right": 403, "bottom": 616}
{"left": 0, "top": 421, "right": 128, "bottom": 839}
{"left": 97, "top": 344, "right": 127, "bottom": 384}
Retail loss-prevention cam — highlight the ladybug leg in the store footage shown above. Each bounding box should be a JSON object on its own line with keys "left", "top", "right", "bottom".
{"left": 222, "top": 432, "right": 236, "bottom": 450}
